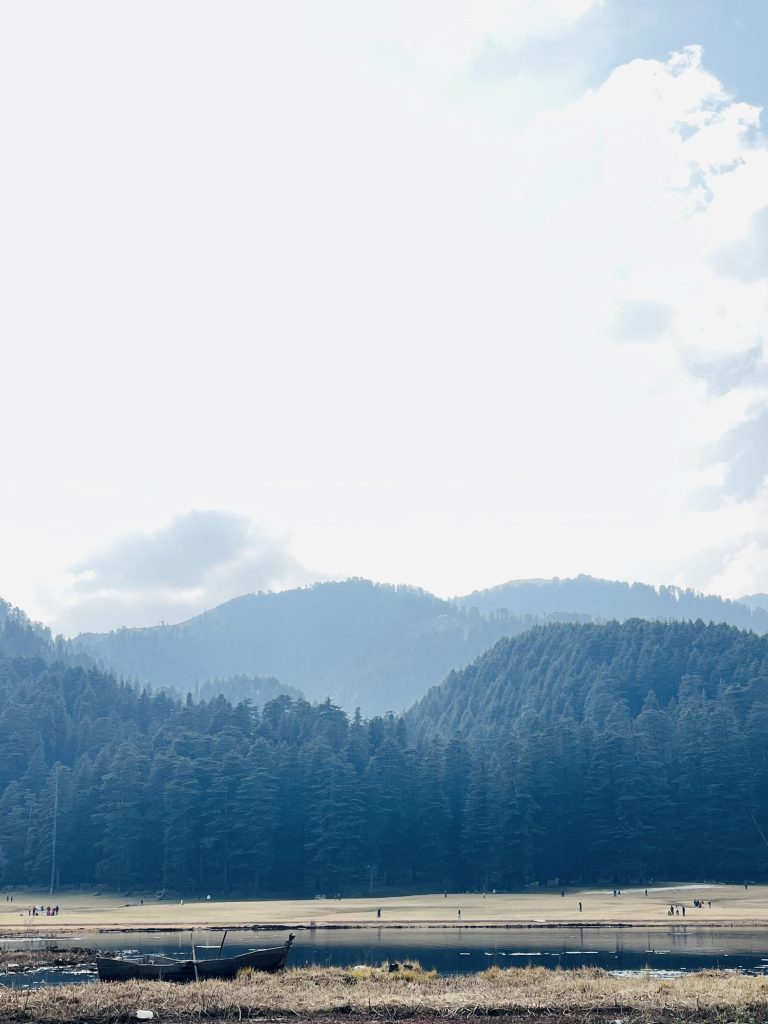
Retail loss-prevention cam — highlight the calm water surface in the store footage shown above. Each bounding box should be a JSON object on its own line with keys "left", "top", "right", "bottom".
{"left": 2, "top": 926, "right": 768, "bottom": 986}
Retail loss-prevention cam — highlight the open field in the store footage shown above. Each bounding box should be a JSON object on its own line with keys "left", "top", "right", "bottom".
{"left": 3, "top": 965, "right": 768, "bottom": 1023}
{"left": 2, "top": 884, "right": 768, "bottom": 934}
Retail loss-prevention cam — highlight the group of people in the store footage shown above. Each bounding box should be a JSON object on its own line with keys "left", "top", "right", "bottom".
{"left": 27, "top": 904, "right": 60, "bottom": 916}
{"left": 667, "top": 900, "right": 710, "bottom": 916}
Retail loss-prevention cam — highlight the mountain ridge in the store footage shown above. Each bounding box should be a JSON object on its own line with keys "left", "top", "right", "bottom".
{"left": 69, "top": 574, "right": 768, "bottom": 714}
{"left": 71, "top": 579, "right": 587, "bottom": 714}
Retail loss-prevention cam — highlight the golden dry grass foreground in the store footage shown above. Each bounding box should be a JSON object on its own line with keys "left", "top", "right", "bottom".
{"left": 2, "top": 884, "right": 768, "bottom": 933}
{"left": 3, "top": 965, "right": 768, "bottom": 1023}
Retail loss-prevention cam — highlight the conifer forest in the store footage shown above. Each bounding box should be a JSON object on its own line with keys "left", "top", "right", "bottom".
{"left": 2, "top": 618, "right": 768, "bottom": 895}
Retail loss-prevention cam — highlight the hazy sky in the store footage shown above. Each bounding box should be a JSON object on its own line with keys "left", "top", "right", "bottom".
{"left": 2, "top": 1, "right": 768, "bottom": 634}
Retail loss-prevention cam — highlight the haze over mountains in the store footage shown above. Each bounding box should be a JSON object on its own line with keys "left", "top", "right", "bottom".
{"left": 66, "top": 574, "right": 768, "bottom": 715}
{"left": 4, "top": 575, "right": 768, "bottom": 717}
{"left": 72, "top": 580, "right": 566, "bottom": 715}
{"left": 457, "top": 576, "right": 768, "bottom": 629}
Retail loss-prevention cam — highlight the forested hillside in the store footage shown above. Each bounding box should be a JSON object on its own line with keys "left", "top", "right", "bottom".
{"left": 408, "top": 618, "right": 768, "bottom": 739}
{"left": 457, "top": 575, "right": 768, "bottom": 631}
{"left": 72, "top": 580, "right": 581, "bottom": 714}
{"left": 4, "top": 618, "right": 768, "bottom": 894}
{"left": 406, "top": 619, "right": 768, "bottom": 884}
{"left": 0, "top": 598, "right": 71, "bottom": 662}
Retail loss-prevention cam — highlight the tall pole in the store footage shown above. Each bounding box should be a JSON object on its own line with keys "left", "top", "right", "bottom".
{"left": 49, "top": 767, "right": 59, "bottom": 895}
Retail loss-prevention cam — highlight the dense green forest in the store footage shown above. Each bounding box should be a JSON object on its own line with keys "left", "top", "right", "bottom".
{"left": 3, "top": 618, "right": 768, "bottom": 894}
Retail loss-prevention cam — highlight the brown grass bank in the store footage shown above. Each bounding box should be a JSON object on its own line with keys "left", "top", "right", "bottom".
{"left": 3, "top": 965, "right": 768, "bottom": 1023}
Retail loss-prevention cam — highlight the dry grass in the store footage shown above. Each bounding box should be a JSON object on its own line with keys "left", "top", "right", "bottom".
{"left": 3, "top": 884, "right": 768, "bottom": 933}
{"left": 0, "top": 948, "right": 96, "bottom": 973}
{"left": 3, "top": 965, "right": 768, "bottom": 1022}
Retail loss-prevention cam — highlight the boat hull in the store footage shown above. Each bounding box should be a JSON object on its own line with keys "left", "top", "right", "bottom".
{"left": 96, "top": 936, "right": 294, "bottom": 982}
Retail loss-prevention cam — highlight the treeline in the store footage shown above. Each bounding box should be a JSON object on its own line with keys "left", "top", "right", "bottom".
{"left": 2, "top": 618, "right": 768, "bottom": 894}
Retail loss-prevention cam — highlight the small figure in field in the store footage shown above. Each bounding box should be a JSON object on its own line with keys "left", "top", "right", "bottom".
{"left": 645, "top": 889, "right": 648, "bottom": 896}
{"left": 670, "top": 904, "right": 674, "bottom": 914}
{"left": 613, "top": 889, "right": 617, "bottom": 898}
{"left": 578, "top": 902, "right": 582, "bottom": 912}
{"left": 561, "top": 891, "right": 565, "bottom": 898}
{"left": 458, "top": 909, "right": 461, "bottom": 920}
{"left": 675, "top": 907, "right": 680, "bottom": 915}
{"left": 708, "top": 901, "right": 712, "bottom": 909}
{"left": 745, "top": 882, "right": 749, "bottom": 890}
{"left": 376, "top": 908, "right": 381, "bottom": 919}
{"left": 682, "top": 906, "right": 685, "bottom": 917}
{"left": 140, "top": 899, "right": 144, "bottom": 905}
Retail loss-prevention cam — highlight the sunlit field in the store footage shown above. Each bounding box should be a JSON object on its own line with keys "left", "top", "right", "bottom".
{"left": 1, "top": 884, "right": 766, "bottom": 934}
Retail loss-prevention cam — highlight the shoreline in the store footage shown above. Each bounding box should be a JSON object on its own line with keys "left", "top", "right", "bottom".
{"left": 3, "top": 918, "right": 768, "bottom": 938}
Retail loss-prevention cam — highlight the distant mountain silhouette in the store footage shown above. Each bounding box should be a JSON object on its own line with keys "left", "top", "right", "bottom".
{"left": 71, "top": 579, "right": 579, "bottom": 714}
{"left": 456, "top": 574, "right": 768, "bottom": 631}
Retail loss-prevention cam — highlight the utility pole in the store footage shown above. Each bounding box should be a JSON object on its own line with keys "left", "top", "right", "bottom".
{"left": 49, "top": 767, "right": 59, "bottom": 895}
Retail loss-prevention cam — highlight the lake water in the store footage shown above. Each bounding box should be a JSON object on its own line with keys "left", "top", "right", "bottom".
{"left": 2, "top": 926, "right": 768, "bottom": 986}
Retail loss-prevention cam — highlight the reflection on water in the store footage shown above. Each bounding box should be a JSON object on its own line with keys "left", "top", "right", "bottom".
{"left": 2, "top": 926, "right": 768, "bottom": 987}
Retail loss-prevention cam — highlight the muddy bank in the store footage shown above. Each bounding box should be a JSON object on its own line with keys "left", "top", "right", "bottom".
{"left": 0, "top": 948, "right": 97, "bottom": 974}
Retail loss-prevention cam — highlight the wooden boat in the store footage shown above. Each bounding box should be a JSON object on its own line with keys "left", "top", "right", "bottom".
{"left": 96, "top": 933, "right": 295, "bottom": 982}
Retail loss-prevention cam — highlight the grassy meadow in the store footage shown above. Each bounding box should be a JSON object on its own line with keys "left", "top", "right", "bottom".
{"left": 1, "top": 883, "right": 767, "bottom": 933}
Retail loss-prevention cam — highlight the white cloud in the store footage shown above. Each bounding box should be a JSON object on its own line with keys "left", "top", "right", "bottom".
{"left": 45, "top": 512, "right": 319, "bottom": 635}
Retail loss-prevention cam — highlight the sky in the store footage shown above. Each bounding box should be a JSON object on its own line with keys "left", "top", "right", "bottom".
{"left": 2, "top": 0, "right": 768, "bottom": 634}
